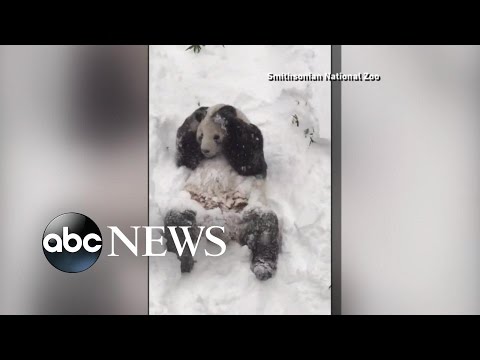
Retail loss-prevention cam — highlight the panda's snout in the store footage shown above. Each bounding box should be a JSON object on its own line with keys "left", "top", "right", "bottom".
{"left": 202, "top": 148, "right": 214, "bottom": 157}
{"left": 200, "top": 138, "right": 218, "bottom": 157}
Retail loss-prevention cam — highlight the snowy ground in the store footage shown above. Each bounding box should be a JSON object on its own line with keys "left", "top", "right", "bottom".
{"left": 149, "top": 45, "right": 331, "bottom": 314}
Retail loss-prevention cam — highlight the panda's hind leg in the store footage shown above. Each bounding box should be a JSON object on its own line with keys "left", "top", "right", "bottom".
{"left": 240, "top": 208, "right": 280, "bottom": 281}
{"left": 164, "top": 209, "right": 199, "bottom": 273}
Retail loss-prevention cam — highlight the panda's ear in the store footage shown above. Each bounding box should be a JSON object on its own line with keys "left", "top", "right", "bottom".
{"left": 175, "top": 107, "right": 208, "bottom": 170}
{"left": 193, "top": 106, "right": 208, "bottom": 123}
{"left": 215, "top": 105, "right": 237, "bottom": 121}
{"left": 223, "top": 115, "right": 268, "bottom": 178}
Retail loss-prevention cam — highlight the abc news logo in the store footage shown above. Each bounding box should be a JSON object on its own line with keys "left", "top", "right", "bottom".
{"left": 43, "top": 213, "right": 226, "bottom": 273}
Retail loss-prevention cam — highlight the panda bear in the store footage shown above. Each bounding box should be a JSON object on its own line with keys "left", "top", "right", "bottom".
{"left": 164, "top": 104, "right": 281, "bottom": 280}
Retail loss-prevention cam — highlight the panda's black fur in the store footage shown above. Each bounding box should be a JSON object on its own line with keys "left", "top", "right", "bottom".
{"left": 175, "top": 106, "right": 208, "bottom": 170}
{"left": 176, "top": 105, "right": 268, "bottom": 178}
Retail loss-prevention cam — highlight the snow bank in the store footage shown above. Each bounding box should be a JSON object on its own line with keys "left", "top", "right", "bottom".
{"left": 149, "top": 45, "right": 331, "bottom": 314}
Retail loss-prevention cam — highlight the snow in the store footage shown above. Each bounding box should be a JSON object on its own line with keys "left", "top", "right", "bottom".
{"left": 149, "top": 45, "right": 331, "bottom": 314}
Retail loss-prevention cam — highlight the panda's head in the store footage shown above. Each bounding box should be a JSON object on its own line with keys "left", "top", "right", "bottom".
{"left": 177, "top": 104, "right": 266, "bottom": 177}
{"left": 196, "top": 105, "right": 228, "bottom": 158}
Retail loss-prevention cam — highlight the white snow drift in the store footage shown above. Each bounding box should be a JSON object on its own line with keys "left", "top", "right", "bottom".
{"left": 149, "top": 45, "right": 331, "bottom": 315}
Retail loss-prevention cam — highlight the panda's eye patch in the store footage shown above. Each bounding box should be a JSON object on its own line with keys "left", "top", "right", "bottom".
{"left": 213, "top": 134, "right": 220, "bottom": 141}
{"left": 199, "top": 133, "right": 203, "bottom": 141}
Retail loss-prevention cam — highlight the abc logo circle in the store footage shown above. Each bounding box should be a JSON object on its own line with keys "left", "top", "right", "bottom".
{"left": 42, "top": 213, "right": 102, "bottom": 273}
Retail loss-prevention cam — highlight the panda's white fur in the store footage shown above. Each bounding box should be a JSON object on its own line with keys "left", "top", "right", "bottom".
{"left": 181, "top": 105, "right": 267, "bottom": 242}
{"left": 184, "top": 155, "right": 267, "bottom": 212}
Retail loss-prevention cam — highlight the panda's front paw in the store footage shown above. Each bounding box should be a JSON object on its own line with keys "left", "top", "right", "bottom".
{"left": 251, "top": 259, "right": 275, "bottom": 281}
{"left": 180, "top": 255, "right": 195, "bottom": 273}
